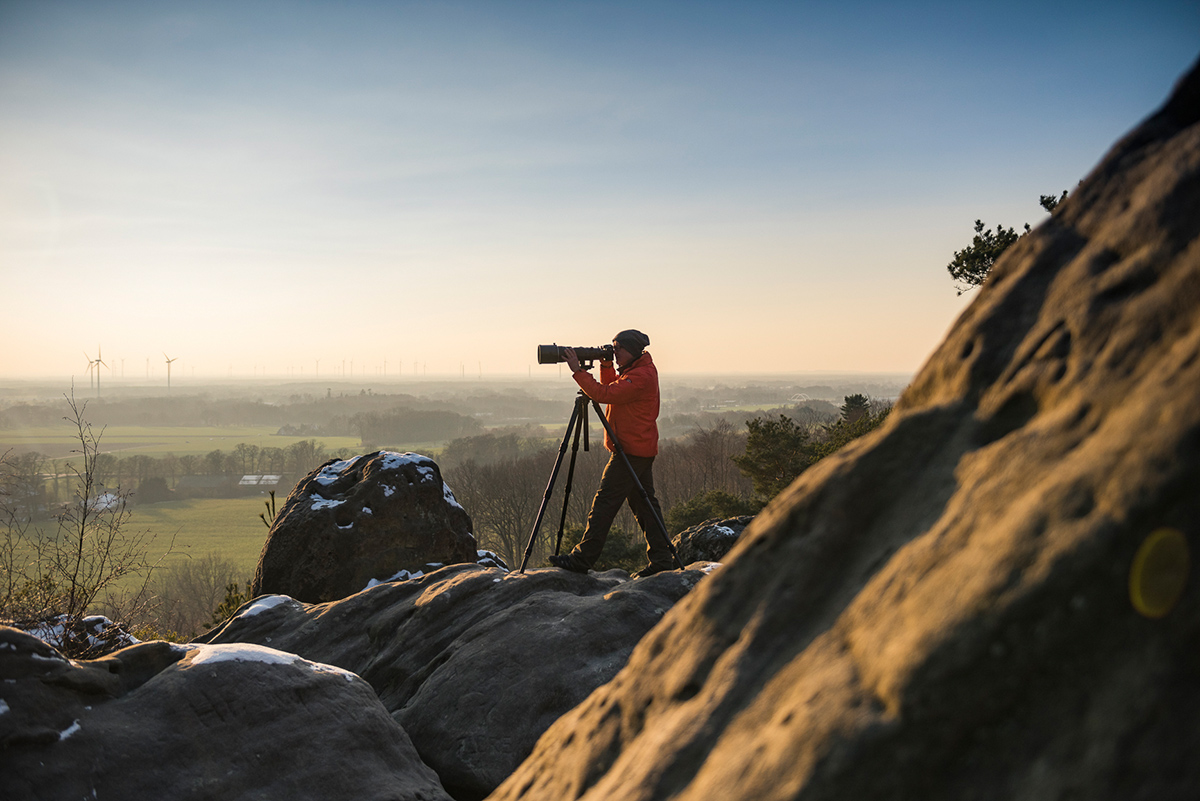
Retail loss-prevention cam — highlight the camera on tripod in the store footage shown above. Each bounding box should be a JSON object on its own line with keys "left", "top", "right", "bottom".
{"left": 536, "top": 344, "right": 613, "bottom": 367}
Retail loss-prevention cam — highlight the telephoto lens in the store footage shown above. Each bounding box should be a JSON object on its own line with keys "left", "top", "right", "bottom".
{"left": 536, "top": 344, "right": 614, "bottom": 365}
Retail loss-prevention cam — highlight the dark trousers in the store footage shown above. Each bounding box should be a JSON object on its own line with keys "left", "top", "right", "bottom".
{"left": 570, "top": 453, "right": 672, "bottom": 569}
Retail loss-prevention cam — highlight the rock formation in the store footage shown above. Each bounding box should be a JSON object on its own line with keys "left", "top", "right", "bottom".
{"left": 199, "top": 563, "right": 713, "bottom": 800}
{"left": 671, "top": 515, "right": 753, "bottom": 564}
{"left": 253, "top": 451, "right": 477, "bottom": 602}
{"left": 0, "top": 625, "right": 452, "bottom": 801}
{"left": 491, "top": 59, "right": 1200, "bottom": 800}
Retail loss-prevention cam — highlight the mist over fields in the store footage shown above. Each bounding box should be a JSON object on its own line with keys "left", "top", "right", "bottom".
{"left": 0, "top": 373, "right": 909, "bottom": 453}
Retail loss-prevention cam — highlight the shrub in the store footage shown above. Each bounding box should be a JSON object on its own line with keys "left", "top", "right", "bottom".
{"left": 666, "top": 490, "right": 759, "bottom": 535}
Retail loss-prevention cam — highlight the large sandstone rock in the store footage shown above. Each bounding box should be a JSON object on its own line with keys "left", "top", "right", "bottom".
{"left": 198, "top": 563, "right": 712, "bottom": 800}
{"left": 253, "top": 451, "right": 477, "bottom": 602}
{"left": 0, "top": 626, "right": 451, "bottom": 801}
{"left": 491, "top": 60, "right": 1200, "bottom": 800}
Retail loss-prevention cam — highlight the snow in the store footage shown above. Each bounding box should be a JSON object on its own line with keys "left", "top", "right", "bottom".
{"left": 22, "top": 615, "right": 140, "bottom": 654}
{"left": 186, "top": 643, "right": 358, "bottom": 682}
{"left": 713, "top": 526, "right": 737, "bottom": 538}
{"left": 365, "top": 568, "right": 424, "bottom": 589}
{"left": 0, "top": 699, "right": 10, "bottom": 715}
{"left": 380, "top": 451, "right": 431, "bottom": 471}
{"left": 236, "top": 595, "right": 296, "bottom": 619}
{"left": 700, "top": 562, "right": 723, "bottom": 574}
{"left": 382, "top": 484, "right": 395, "bottom": 497}
{"left": 443, "top": 482, "right": 464, "bottom": 509}
{"left": 313, "top": 455, "right": 364, "bottom": 486}
{"left": 58, "top": 720, "right": 82, "bottom": 740}
{"left": 310, "top": 497, "right": 345, "bottom": 511}
{"left": 27, "top": 621, "right": 68, "bottom": 645}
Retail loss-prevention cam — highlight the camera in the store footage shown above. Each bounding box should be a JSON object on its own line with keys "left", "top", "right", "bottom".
{"left": 537, "top": 344, "right": 614, "bottom": 366}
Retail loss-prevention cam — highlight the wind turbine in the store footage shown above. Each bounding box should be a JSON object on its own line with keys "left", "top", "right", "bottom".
{"left": 164, "top": 353, "right": 178, "bottom": 391}
{"left": 84, "top": 346, "right": 107, "bottom": 396}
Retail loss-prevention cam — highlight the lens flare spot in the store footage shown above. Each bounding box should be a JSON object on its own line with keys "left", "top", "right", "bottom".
{"left": 1129, "top": 528, "right": 1190, "bottom": 619}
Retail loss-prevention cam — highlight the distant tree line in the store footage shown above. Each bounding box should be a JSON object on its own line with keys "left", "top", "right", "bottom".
{"left": 0, "top": 390, "right": 546, "bottom": 432}
{"left": 2, "top": 439, "right": 349, "bottom": 518}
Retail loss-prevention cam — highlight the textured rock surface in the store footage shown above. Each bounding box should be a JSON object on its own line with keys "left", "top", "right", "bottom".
{"left": 671, "top": 515, "right": 753, "bottom": 564}
{"left": 0, "top": 626, "right": 451, "bottom": 801}
{"left": 253, "top": 451, "right": 477, "bottom": 602}
{"left": 491, "top": 60, "right": 1200, "bottom": 801}
{"left": 199, "top": 563, "right": 712, "bottom": 800}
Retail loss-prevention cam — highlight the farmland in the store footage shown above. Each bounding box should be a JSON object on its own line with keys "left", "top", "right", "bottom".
{"left": 128, "top": 496, "right": 274, "bottom": 582}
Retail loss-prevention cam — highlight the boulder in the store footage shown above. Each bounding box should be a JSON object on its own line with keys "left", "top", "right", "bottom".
{"left": 0, "top": 626, "right": 451, "bottom": 801}
{"left": 671, "top": 515, "right": 753, "bottom": 564}
{"left": 252, "top": 451, "right": 477, "bottom": 602}
{"left": 198, "top": 563, "right": 712, "bottom": 800}
{"left": 490, "top": 59, "right": 1200, "bottom": 800}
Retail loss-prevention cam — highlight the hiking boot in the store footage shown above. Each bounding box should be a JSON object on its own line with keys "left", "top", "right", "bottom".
{"left": 631, "top": 563, "right": 673, "bottom": 579}
{"left": 549, "top": 553, "right": 589, "bottom": 574}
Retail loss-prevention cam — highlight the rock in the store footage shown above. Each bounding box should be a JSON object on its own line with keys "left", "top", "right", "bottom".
{"left": 252, "top": 451, "right": 477, "bottom": 603}
{"left": 671, "top": 515, "right": 754, "bottom": 564}
{"left": 197, "top": 562, "right": 712, "bottom": 800}
{"left": 490, "top": 59, "right": 1200, "bottom": 801}
{"left": 0, "top": 626, "right": 451, "bottom": 801}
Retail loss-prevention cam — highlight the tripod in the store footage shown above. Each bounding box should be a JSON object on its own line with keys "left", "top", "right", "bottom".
{"left": 518, "top": 391, "right": 685, "bottom": 574}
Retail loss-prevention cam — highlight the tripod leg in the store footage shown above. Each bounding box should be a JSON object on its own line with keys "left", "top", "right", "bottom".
{"left": 589, "top": 399, "right": 685, "bottom": 570}
{"left": 554, "top": 400, "right": 587, "bottom": 556}
{"left": 519, "top": 395, "right": 585, "bottom": 573}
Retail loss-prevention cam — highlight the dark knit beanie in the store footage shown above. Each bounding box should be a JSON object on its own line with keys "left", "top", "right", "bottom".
{"left": 613, "top": 329, "right": 650, "bottom": 357}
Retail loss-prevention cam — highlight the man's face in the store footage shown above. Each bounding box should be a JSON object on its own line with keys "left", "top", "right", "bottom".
{"left": 613, "top": 341, "right": 636, "bottom": 368}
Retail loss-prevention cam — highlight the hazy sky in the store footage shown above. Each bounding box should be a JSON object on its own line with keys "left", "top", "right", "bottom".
{"left": 1, "top": 1, "right": 1196, "bottom": 382}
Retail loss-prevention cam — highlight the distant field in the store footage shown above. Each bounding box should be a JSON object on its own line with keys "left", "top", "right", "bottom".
{"left": 128, "top": 497, "right": 273, "bottom": 582}
{"left": 0, "top": 425, "right": 363, "bottom": 459}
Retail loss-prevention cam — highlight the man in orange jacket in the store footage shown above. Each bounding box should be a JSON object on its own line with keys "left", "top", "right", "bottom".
{"left": 549, "top": 329, "right": 674, "bottom": 578}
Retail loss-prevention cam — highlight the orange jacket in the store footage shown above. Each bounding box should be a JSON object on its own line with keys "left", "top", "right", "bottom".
{"left": 572, "top": 352, "right": 659, "bottom": 457}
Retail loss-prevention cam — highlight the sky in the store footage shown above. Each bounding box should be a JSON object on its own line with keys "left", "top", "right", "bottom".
{"left": 1, "top": 0, "right": 1197, "bottom": 383}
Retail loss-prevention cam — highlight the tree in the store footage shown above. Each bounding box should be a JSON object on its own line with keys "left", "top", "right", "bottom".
{"left": 813, "top": 403, "right": 893, "bottom": 461}
{"left": 840, "top": 394, "right": 871, "bottom": 423}
{"left": 136, "top": 476, "right": 172, "bottom": 504}
{"left": 655, "top": 419, "right": 752, "bottom": 513}
{"left": 210, "top": 580, "right": 252, "bottom": 628}
{"left": 666, "top": 490, "right": 759, "bottom": 535}
{"left": 947, "top": 191, "right": 1067, "bottom": 294}
{"left": 0, "top": 393, "right": 177, "bottom": 656}
{"left": 732, "top": 415, "right": 816, "bottom": 501}
{"left": 444, "top": 448, "right": 561, "bottom": 567}
{"left": 732, "top": 400, "right": 895, "bottom": 504}
{"left": 150, "top": 552, "right": 245, "bottom": 638}
{"left": 2, "top": 451, "right": 48, "bottom": 521}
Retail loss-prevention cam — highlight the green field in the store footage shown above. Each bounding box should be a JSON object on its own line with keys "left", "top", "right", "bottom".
{"left": 0, "top": 425, "right": 362, "bottom": 459}
{"left": 128, "top": 497, "right": 272, "bottom": 582}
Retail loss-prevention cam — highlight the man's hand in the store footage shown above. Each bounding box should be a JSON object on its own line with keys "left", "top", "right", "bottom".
{"left": 563, "top": 347, "right": 582, "bottom": 373}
